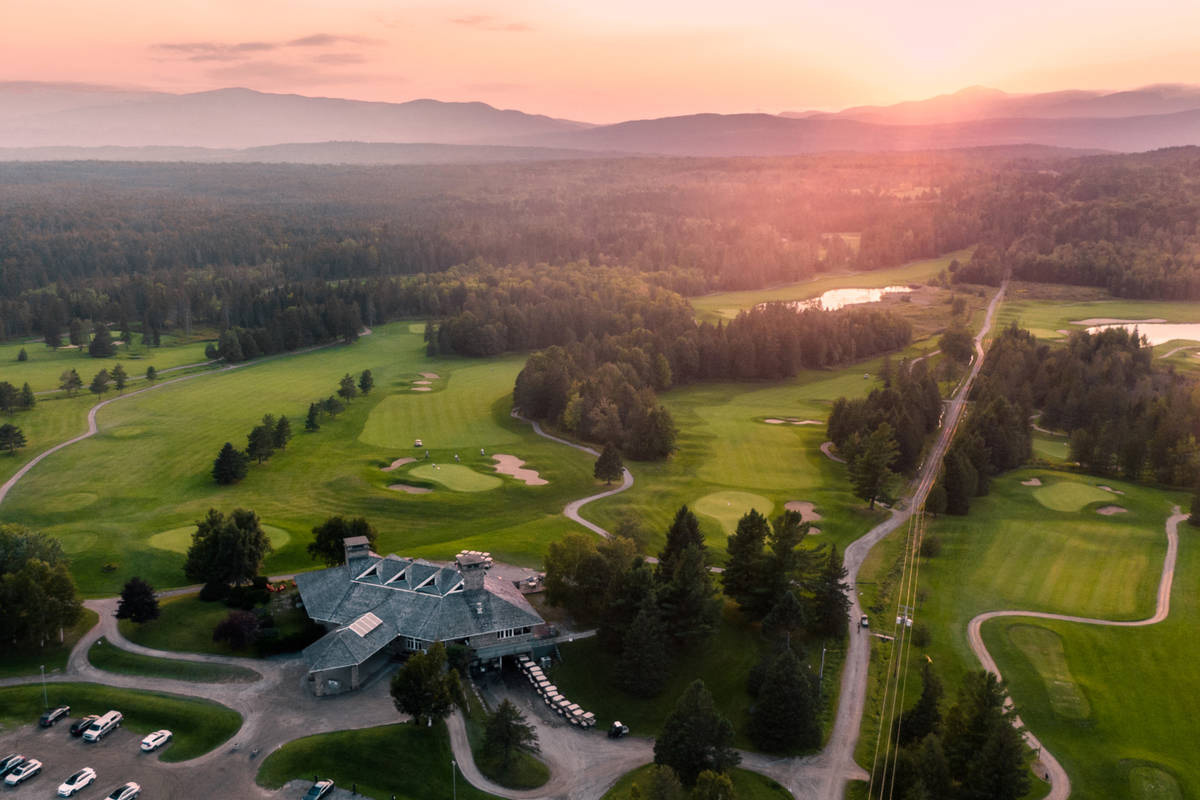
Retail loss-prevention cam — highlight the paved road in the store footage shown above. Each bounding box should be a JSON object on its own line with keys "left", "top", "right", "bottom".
{"left": 512, "top": 411, "right": 633, "bottom": 539}
{"left": 966, "top": 506, "right": 1186, "bottom": 800}
{"left": 0, "top": 333, "right": 370, "bottom": 507}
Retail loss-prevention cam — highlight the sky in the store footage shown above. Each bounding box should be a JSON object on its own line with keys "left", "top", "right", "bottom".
{"left": 4, "top": 0, "right": 1200, "bottom": 123}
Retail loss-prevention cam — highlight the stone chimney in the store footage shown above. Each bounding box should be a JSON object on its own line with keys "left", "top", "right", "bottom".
{"left": 343, "top": 536, "right": 371, "bottom": 564}
{"left": 456, "top": 551, "right": 491, "bottom": 591}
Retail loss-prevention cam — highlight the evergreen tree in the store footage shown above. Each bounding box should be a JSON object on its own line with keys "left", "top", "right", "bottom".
{"left": 246, "top": 424, "right": 275, "bottom": 464}
{"left": 88, "top": 323, "right": 115, "bottom": 357}
{"left": 616, "top": 598, "right": 672, "bottom": 697}
{"left": 59, "top": 369, "right": 82, "bottom": 396}
{"left": 183, "top": 508, "right": 271, "bottom": 587}
{"left": 111, "top": 363, "right": 128, "bottom": 393}
{"left": 43, "top": 319, "right": 62, "bottom": 349}
{"left": 0, "top": 423, "right": 26, "bottom": 455}
{"left": 89, "top": 368, "right": 111, "bottom": 396}
{"left": 116, "top": 576, "right": 160, "bottom": 624}
{"left": 19, "top": 383, "right": 35, "bottom": 411}
{"left": 323, "top": 395, "right": 344, "bottom": 417}
{"left": 600, "top": 558, "right": 656, "bottom": 647}
{"left": 690, "top": 771, "right": 735, "bottom": 800}
{"left": 637, "top": 766, "right": 684, "bottom": 800}
{"left": 337, "top": 373, "right": 359, "bottom": 402}
{"left": 68, "top": 318, "right": 83, "bottom": 347}
{"left": 722, "top": 510, "right": 770, "bottom": 614}
{"left": 848, "top": 422, "right": 899, "bottom": 508}
{"left": 358, "top": 369, "right": 374, "bottom": 396}
{"left": 145, "top": 366, "right": 157, "bottom": 382}
{"left": 212, "top": 442, "right": 249, "bottom": 485}
{"left": 657, "top": 505, "right": 706, "bottom": 582}
{"left": 0, "top": 382, "right": 15, "bottom": 414}
{"left": 961, "top": 720, "right": 1031, "bottom": 800}
{"left": 807, "top": 545, "right": 851, "bottom": 638}
{"left": 654, "top": 679, "right": 740, "bottom": 786}
{"left": 1190, "top": 487, "right": 1200, "bottom": 527}
{"left": 749, "top": 647, "right": 821, "bottom": 752}
{"left": 390, "top": 641, "right": 461, "bottom": 725}
{"left": 761, "top": 590, "right": 807, "bottom": 646}
{"left": 483, "top": 699, "right": 540, "bottom": 769}
{"left": 16, "top": 348, "right": 26, "bottom": 362}
{"left": 273, "top": 416, "right": 292, "bottom": 450}
{"left": 657, "top": 544, "right": 721, "bottom": 649}
{"left": 217, "top": 329, "right": 244, "bottom": 362}
{"left": 941, "top": 443, "right": 978, "bottom": 516}
{"left": 913, "top": 733, "right": 952, "bottom": 798}
{"left": 942, "top": 671, "right": 1011, "bottom": 781}
{"left": 594, "top": 442, "right": 624, "bottom": 484}
{"left": 308, "top": 516, "right": 377, "bottom": 566}
{"left": 897, "top": 661, "right": 943, "bottom": 746}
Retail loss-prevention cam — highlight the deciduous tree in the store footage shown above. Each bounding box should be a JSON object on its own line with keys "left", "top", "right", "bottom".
{"left": 594, "top": 442, "right": 624, "bottom": 485}
{"left": 212, "top": 609, "right": 260, "bottom": 650}
{"left": 184, "top": 508, "right": 271, "bottom": 587}
{"left": 308, "top": 516, "right": 377, "bottom": 566}
{"left": 59, "top": 369, "right": 82, "bottom": 396}
{"left": 390, "top": 641, "right": 461, "bottom": 725}
{"left": 0, "top": 423, "right": 26, "bottom": 455}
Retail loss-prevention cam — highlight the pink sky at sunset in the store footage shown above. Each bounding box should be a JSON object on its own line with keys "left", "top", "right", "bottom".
{"left": 4, "top": 0, "right": 1200, "bottom": 122}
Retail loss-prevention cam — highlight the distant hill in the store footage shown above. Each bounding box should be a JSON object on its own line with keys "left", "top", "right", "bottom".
{"left": 0, "top": 84, "right": 590, "bottom": 149}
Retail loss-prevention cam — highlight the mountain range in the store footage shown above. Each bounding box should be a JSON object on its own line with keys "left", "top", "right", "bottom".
{"left": 3, "top": 82, "right": 1200, "bottom": 161}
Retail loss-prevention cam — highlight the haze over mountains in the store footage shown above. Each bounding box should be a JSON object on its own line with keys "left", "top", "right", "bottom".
{"left": 3, "top": 81, "right": 1200, "bottom": 161}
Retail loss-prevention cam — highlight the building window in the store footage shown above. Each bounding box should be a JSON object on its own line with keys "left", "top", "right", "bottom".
{"left": 496, "top": 628, "right": 515, "bottom": 639}
{"left": 403, "top": 637, "right": 426, "bottom": 651}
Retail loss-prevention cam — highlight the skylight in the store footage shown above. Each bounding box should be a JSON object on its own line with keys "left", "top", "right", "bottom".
{"left": 348, "top": 612, "right": 382, "bottom": 637}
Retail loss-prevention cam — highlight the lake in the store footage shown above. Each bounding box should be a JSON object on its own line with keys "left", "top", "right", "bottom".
{"left": 766, "top": 285, "right": 913, "bottom": 313}
{"left": 1083, "top": 321, "right": 1200, "bottom": 346}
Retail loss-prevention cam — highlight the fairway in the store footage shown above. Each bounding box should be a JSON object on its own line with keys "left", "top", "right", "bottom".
{"left": 1031, "top": 478, "right": 1114, "bottom": 511}
{"left": 694, "top": 490, "right": 773, "bottom": 534}
{"left": 997, "top": 283, "right": 1200, "bottom": 342}
{"left": 0, "top": 335, "right": 212, "bottom": 394}
{"left": 149, "top": 523, "right": 291, "bottom": 553}
{"left": 407, "top": 462, "right": 502, "bottom": 491}
{"left": 1005, "top": 624, "right": 1089, "bottom": 719}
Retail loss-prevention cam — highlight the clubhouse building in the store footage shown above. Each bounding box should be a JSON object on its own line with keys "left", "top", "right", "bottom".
{"left": 295, "top": 537, "right": 548, "bottom": 696}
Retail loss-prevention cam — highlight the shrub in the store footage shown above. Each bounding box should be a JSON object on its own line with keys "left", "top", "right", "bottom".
{"left": 200, "top": 580, "right": 229, "bottom": 602}
{"left": 919, "top": 535, "right": 942, "bottom": 558}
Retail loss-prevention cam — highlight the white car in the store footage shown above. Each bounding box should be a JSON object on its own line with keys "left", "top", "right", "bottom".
{"left": 140, "top": 729, "right": 173, "bottom": 752}
{"left": 106, "top": 782, "right": 141, "bottom": 800}
{"left": 4, "top": 758, "right": 42, "bottom": 786}
{"left": 58, "top": 767, "right": 97, "bottom": 797}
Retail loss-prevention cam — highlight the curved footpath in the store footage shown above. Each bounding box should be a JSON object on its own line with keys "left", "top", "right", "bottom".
{"left": 0, "top": 332, "right": 370, "bottom": 507}
{"left": 967, "top": 507, "right": 1186, "bottom": 800}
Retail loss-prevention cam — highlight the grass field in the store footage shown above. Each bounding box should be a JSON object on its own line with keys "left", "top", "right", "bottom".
{"left": 256, "top": 722, "right": 498, "bottom": 800}
{"left": 0, "top": 334, "right": 212, "bottom": 395}
{"left": 87, "top": 637, "right": 259, "bottom": 683}
{"left": 118, "top": 593, "right": 246, "bottom": 655}
{"left": 997, "top": 282, "right": 1200, "bottom": 342}
{"left": 0, "top": 609, "right": 98, "bottom": 679}
{"left": 689, "top": 248, "right": 973, "bottom": 322}
{"left": 0, "top": 682, "right": 241, "bottom": 762}
{"left": 147, "top": 524, "right": 291, "bottom": 553}
{"left": 854, "top": 468, "right": 1186, "bottom": 795}
{"left": 602, "top": 764, "right": 793, "bottom": 800}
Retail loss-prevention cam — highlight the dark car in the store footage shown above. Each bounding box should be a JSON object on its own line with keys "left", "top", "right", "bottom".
{"left": 40, "top": 705, "right": 71, "bottom": 727}
{"left": 105, "top": 781, "right": 140, "bottom": 800}
{"left": 303, "top": 779, "right": 334, "bottom": 800}
{"left": 0, "top": 754, "right": 24, "bottom": 777}
{"left": 608, "top": 721, "right": 630, "bottom": 739}
{"left": 70, "top": 715, "right": 99, "bottom": 738}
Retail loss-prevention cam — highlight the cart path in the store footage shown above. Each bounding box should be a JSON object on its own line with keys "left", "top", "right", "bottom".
{"left": 966, "top": 506, "right": 1186, "bottom": 800}
{"left": 0, "top": 332, "right": 370, "bottom": 507}
{"left": 511, "top": 411, "right": 633, "bottom": 539}
{"left": 820, "top": 441, "right": 847, "bottom": 463}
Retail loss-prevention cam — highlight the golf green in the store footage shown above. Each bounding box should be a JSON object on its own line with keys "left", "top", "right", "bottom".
{"left": 1032, "top": 479, "right": 1114, "bottom": 511}
{"left": 694, "top": 491, "right": 774, "bottom": 535}
{"left": 149, "top": 523, "right": 292, "bottom": 554}
{"left": 407, "top": 463, "right": 501, "bottom": 492}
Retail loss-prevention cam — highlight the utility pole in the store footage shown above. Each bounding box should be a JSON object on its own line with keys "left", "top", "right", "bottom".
{"left": 40, "top": 665, "right": 47, "bottom": 708}
{"left": 451, "top": 759, "right": 456, "bottom": 800}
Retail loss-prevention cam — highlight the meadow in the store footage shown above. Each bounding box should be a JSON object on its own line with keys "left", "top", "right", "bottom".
{"left": 853, "top": 468, "right": 1186, "bottom": 796}
{"left": 689, "top": 248, "right": 973, "bottom": 323}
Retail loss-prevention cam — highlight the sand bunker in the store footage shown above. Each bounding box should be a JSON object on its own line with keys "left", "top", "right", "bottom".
{"left": 808, "top": 527, "right": 822, "bottom": 535}
{"left": 412, "top": 386, "right": 433, "bottom": 392}
{"left": 492, "top": 454, "right": 548, "bottom": 486}
{"left": 1070, "top": 317, "right": 1166, "bottom": 325}
{"left": 791, "top": 419, "right": 822, "bottom": 425}
{"left": 1098, "top": 485, "right": 1126, "bottom": 495}
{"left": 388, "top": 483, "right": 432, "bottom": 494}
{"left": 784, "top": 501, "right": 823, "bottom": 522}
{"left": 420, "top": 372, "right": 440, "bottom": 379}
{"left": 382, "top": 457, "right": 416, "bottom": 472}
{"left": 1021, "top": 478, "right": 1043, "bottom": 486}
{"left": 764, "top": 418, "right": 786, "bottom": 424}
{"left": 1056, "top": 329, "right": 1071, "bottom": 336}
{"left": 765, "top": 417, "right": 822, "bottom": 426}
{"left": 413, "top": 380, "right": 432, "bottom": 385}
{"left": 1096, "top": 505, "right": 1128, "bottom": 515}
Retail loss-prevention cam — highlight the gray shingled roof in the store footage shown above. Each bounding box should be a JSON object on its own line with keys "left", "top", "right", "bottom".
{"left": 295, "top": 555, "right": 544, "bottom": 670}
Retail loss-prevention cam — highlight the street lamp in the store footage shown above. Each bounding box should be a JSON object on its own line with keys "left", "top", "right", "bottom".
{"left": 40, "top": 664, "right": 47, "bottom": 708}
{"left": 450, "top": 759, "right": 456, "bottom": 800}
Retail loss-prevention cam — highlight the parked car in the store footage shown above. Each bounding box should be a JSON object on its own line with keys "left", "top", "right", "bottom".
{"left": 860, "top": 614, "right": 870, "bottom": 629}
{"left": 105, "top": 781, "right": 141, "bottom": 800}
{"left": 70, "top": 716, "right": 99, "bottom": 738}
{"left": 57, "top": 767, "right": 97, "bottom": 797}
{"left": 608, "top": 721, "right": 630, "bottom": 739}
{"left": 4, "top": 758, "right": 42, "bottom": 786}
{"left": 413, "top": 438, "right": 423, "bottom": 447}
{"left": 83, "top": 710, "right": 123, "bottom": 742}
{"left": 140, "top": 730, "right": 172, "bottom": 752}
{"left": 39, "top": 705, "right": 71, "bottom": 727}
{"left": 304, "top": 779, "right": 335, "bottom": 799}
{"left": 0, "top": 754, "right": 24, "bottom": 777}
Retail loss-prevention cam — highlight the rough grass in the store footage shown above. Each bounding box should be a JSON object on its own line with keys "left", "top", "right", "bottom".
{"left": 693, "top": 491, "right": 774, "bottom": 535}
{"left": 87, "top": 637, "right": 258, "bottom": 683}
{"left": 1128, "top": 764, "right": 1183, "bottom": 800}
{"left": 602, "top": 764, "right": 793, "bottom": 800}
{"left": 0, "top": 608, "right": 98, "bottom": 679}
{"left": 690, "top": 249, "right": 974, "bottom": 323}
{"left": 118, "top": 594, "right": 244, "bottom": 656}
{"left": 0, "top": 682, "right": 241, "bottom": 762}
{"left": 256, "top": 722, "right": 498, "bottom": 800}
{"left": 0, "top": 335, "right": 211, "bottom": 395}
{"left": 1031, "top": 479, "right": 1114, "bottom": 512}
{"left": 407, "top": 463, "right": 503, "bottom": 492}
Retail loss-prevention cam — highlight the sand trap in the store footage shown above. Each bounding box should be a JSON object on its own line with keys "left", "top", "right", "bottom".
{"left": 1098, "top": 485, "right": 1126, "bottom": 495}
{"left": 1021, "top": 478, "right": 1043, "bottom": 486}
{"left": 382, "top": 457, "right": 416, "bottom": 472}
{"left": 1056, "top": 329, "right": 1071, "bottom": 336}
{"left": 1070, "top": 317, "right": 1166, "bottom": 325}
{"left": 420, "top": 372, "right": 440, "bottom": 379}
{"left": 388, "top": 483, "right": 432, "bottom": 494}
{"left": 493, "top": 454, "right": 548, "bottom": 486}
{"left": 791, "top": 419, "right": 822, "bottom": 425}
{"left": 764, "top": 418, "right": 786, "bottom": 424}
{"left": 412, "top": 386, "right": 433, "bottom": 391}
{"left": 1097, "top": 505, "right": 1128, "bottom": 515}
{"left": 808, "top": 527, "right": 822, "bottom": 535}
{"left": 784, "top": 501, "right": 823, "bottom": 522}
{"left": 413, "top": 380, "right": 432, "bottom": 385}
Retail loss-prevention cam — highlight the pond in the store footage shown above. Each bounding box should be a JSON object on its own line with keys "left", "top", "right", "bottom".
{"left": 1082, "top": 321, "right": 1200, "bottom": 346}
{"left": 764, "top": 285, "right": 914, "bottom": 313}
